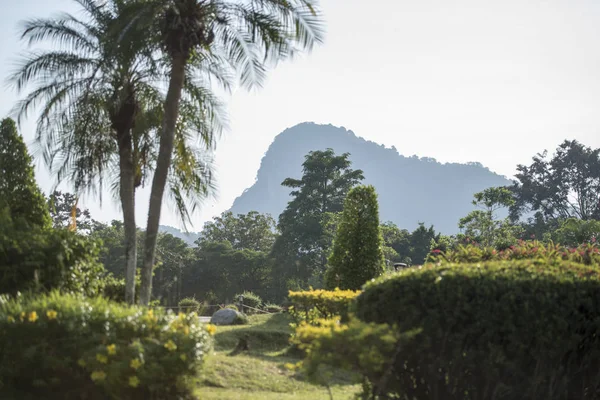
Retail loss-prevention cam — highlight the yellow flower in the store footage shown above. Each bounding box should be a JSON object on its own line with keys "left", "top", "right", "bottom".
{"left": 7, "top": 316, "right": 15, "bottom": 323}
{"left": 130, "top": 358, "right": 142, "bottom": 370}
{"left": 183, "top": 326, "right": 190, "bottom": 336}
{"left": 128, "top": 376, "right": 140, "bottom": 388}
{"left": 77, "top": 359, "right": 87, "bottom": 367}
{"left": 91, "top": 370, "right": 106, "bottom": 382}
{"left": 20, "top": 312, "right": 25, "bottom": 321}
{"left": 46, "top": 310, "right": 58, "bottom": 320}
{"left": 96, "top": 354, "right": 108, "bottom": 364}
{"left": 164, "top": 340, "right": 177, "bottom": 352}
{"left": 106, "top": 344, "right": 117, "bottom": 355}
{"left": 180, "top": 354, "right": 187, "bottom": 361}
{"left": 206, "top": 324, "right": 217, "bottom": 336}
{"left": 28, "top": 311, "right": 38, "bottom": 322}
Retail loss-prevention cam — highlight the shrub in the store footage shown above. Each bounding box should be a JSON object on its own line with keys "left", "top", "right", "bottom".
{"left": 325, "top": 185, "right": 385, "bottom": 290}
{"left": 224, "top": 304, "right": 239, "bottom": 311}
{"left": 288, "top": 288, "right": 360, "bottom": 324}
{"left": 234, "top": 291, "right": 263, "bottom": 313}
{"left": 263, "top": 303, "right": 283, "bottom": 313}
{"left": 0, "top": 292, "right": 214, "bottom": 399}
{"left": 351, "top": 260, "right": 600, "bottom": 399}
{"left": 427, "top": 240, "right": 600, "bottom": 265}
{"left": 178, "top": 297, "right": 200, "bottom": 314}
{"left": 0, "top": 217, "right": 106, "bottom": 297}
{"left": 293, "top": 317, "right": 418, "bottom": 391}
{"left": 101, "top": 273, "right": 141, "bottom": 303}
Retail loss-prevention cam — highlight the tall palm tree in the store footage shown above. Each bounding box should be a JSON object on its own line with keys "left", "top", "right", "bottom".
{"left": 10, "top": 0, "right": 224, "bottom": 303}
{"left": 124, "top": 0, "right": 325, "bottom": 305}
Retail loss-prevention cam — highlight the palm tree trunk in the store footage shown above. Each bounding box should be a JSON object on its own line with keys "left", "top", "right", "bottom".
{"left": 117, "top": 132, "right": 137, "bottom": 304}
{"left": 140, "top": 55, "right": 187, "bottom": 305}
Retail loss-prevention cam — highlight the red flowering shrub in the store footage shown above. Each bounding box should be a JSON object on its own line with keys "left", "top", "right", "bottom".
{"left": 427, "top": 240, "right": 600, "bottom": 266}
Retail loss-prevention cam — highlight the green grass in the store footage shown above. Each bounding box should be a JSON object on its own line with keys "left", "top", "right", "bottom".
{"left": 196, "top": 314, "right": 361, "bottom": 399}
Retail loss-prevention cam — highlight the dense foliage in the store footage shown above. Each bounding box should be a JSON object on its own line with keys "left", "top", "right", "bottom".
{"left": 235, "top": 291, "right": 263, "bottom": 313}
{"left": 427, "top": 240, "right": 600, "bottom": 266}
{"left": 350, "top": 260, "right": 600, "bottom": 399}
{"left": 0, "top": 118, "right": 51, "bottom": 230}
{"left": 0, "top": 292, "right": 214, "bottom": 399}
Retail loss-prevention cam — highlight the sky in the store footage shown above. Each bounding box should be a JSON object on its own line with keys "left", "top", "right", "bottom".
{"left": 1, "top": 0, "right": 600, "bottom": 232}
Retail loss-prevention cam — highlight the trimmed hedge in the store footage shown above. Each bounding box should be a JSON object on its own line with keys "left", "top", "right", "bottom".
{"left": 0, "top": 292, "right": 213, "bottom": 399}
{"left": 288, "top": 288, "right": 360, "bottom": 324}
{"left": 352, "top": 260, "right": 600, "bottom": 399}
{"left": 178, "top": 297, "right": 201, "bottom": 314}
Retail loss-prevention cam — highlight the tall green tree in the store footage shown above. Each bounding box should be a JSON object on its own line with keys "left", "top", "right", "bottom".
{"left": 510, "top": 140, "right": 600, "bottom": 223}
{"left": 197, "top": 211, "right": 276, "bottom": 252}
{"left": 272, "top": 149, "right": 364, "bottom": 293}
{"left": 0, "top": 118, "right": 50, "bottom": 229}
{"left": 325, "top": 185, "right": 385, "bottom": 290}
{"left": 459, "top": 187, "right": 523, "bottom": 248}
{"left": 125, "top": 0, "right": 325, "bottom": 305}
{"left": 12, "top": 0, "right": 219, "bottom": 303}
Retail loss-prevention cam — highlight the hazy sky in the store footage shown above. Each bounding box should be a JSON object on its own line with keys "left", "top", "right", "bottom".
{"left": 1, "top": 0, "right": 600, "bottom": 231}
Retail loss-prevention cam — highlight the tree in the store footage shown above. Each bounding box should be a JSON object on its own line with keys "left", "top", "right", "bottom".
{"left": 380, "top": 221, "right": 411, "bottom": 265}
{"left": 408, "top": 223, "right": 439, "bottom": 265}
{"left": 325, "top": 185, "right": 385, "bottom": 290}
{"left": 131, "top": 0, "right": 325, "bottom": 305}
{"left": 48, "top": 191, "right": 94, "bottom": 234}
{"left": 510, "top": 140, "right": 600, "bottom": 223}
{"left": 0, "top": 118, "right": 50, "bottom": 229}
{"left": 197, "top": 211, "right": 276, "bottom": 252}
{"left": 272, "top": 149, "right": 364, "bottom": 293}
{"left": 459, "top": 187, "right": 523, "bottom": 248}
{"left": 553, "top": 218, "right": 600, "bottom": 246}
{"left": 12, "top": 0, "right": 218, "bottom": 304}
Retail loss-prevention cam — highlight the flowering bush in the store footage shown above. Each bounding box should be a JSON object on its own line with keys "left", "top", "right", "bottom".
{"left": 288, "top": 288, "right": 361, "bottom": 324}
{"left": 0, "top": 292, "right": 214, "bottom": 399}
{"left": 427, "top": 240, "right": 600, "bottom": 266}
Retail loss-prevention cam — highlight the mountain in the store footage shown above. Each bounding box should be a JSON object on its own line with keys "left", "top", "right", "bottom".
{"left": 158, "top": 225, "right": 200, "bottom": 246}
{"left": 229, "top": 122, "right": 513, "bottom": 234}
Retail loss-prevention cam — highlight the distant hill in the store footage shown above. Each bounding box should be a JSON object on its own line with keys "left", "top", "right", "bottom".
{"left": 158, "top": 225, "right": 200, "bottom": 246}
{"left": 229, "top": 122, "right": 513, "bottom": 234}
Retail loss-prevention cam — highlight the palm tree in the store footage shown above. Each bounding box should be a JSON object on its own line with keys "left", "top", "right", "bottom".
{"left": 10, "top": 0, "right": 223, "bottom": 303}
{"left": 123, "top": 0, "right": 325, "bottom": 305}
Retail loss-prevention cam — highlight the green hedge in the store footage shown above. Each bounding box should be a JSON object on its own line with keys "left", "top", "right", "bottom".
{"left": 352, "top": 260, "right": 600, "bottom": 399}
{"left": 288, "top": 288, "right": 360, "bottom": 324}
{"left": 0, "top": 292, "right": 213, "bottom": 399}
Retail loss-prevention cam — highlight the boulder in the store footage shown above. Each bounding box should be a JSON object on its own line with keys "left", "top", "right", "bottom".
{"left": 210, "top": 308, "right": 246, "bottom": 325}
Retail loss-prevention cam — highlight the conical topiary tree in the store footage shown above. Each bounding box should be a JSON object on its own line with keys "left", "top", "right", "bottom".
{"left": 0, "top": 118, "right": 50, "bottom": 229}
{"left": 325, "top": 185, "right": 385, "bottom": 290}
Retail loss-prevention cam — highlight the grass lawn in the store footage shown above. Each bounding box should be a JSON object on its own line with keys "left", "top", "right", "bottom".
{"left": 196, "top": 313, "right": 361, "bottom": 399}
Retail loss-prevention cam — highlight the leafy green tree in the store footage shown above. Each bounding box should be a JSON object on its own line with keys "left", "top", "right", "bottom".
{"left": 380, "top": 222, "right": 411, "bottom": 265}
{"left": 510, "top": 140, "right": 600, "bottom": 223}
{"left": 0, "top": 118, "right": 50, "bottom": 229}
{"left": 12, "top": 0, "right": 217, "bottom": 304}
{"left": 272, "top": 149, "right": 364, "bottom": 294}
{"left": 553, "top": 218, "right": 600, "bottom": 246}
{"left": 325, "top": 185, "right": 385, "bottom": 290}
{"left": 133, "top": 0, "right": 325, "bottom": 305}
{"left": 408, "top": 223, "right": 440, "bottom": 265}
{"left": 459, "top": 187, "right": 523, "bottom": 248}
{"left": 47, "top": 191, "right": 94, "bottom": 234}
{"left": 197, "top": 211, "right": 276, "bottom": 252}
{"left": 183, "top": 241, "right": 271, "bottom": 303}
